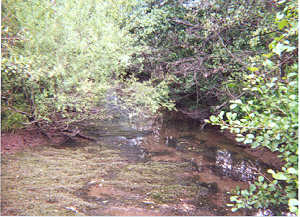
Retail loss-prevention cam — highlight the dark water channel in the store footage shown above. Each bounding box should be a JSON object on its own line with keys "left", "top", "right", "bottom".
{"left": 73, "top": 110, "right": 269, "bottom": 216}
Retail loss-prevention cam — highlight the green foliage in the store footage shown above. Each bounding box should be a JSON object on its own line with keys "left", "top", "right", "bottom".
{"left": 208, "top": 0, "right": 298, "bottom": 214}
{"left": 3, "top": 0, "right": 130, "bottom": 125}
{"left": 1, "top": 109, "right": 27, "bottom": 132}
{"left": 117, "top": 78, "right": 175, "bottom": 119}
{"left": 2, "top": 0, "right": 173, "bottom": 130}
{"left": 125, "top": 0, "right": 276, "bottom": 110}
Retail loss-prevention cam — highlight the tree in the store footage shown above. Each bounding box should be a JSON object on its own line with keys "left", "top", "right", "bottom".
{"left": 125, "top": 0, "right": 276, "bottom": 115}
{"left": 208, "top": 0, "right": 298, "bottom": 214}
{"left": 1, "top": 0, "right": 174, "bottom": 135}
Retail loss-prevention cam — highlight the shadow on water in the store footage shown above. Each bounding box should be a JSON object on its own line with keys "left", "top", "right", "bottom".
{"left": 72, "top": 110, "right": 271, "bottom": 216}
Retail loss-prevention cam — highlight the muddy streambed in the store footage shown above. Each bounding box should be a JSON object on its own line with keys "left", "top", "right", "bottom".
{"left": 1, "top": 112, "right": 269, "bottom": 216}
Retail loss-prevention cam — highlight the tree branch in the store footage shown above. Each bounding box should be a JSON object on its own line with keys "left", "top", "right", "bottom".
{"left": 217, "top": 34, "right": 249, "bottom": 70}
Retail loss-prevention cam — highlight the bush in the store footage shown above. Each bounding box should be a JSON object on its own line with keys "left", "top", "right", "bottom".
{"left": 1, "top": 0, "right": 173, "bottom": 131}
{"left": 208, "top": 0, "right": 298, "bottom": 214}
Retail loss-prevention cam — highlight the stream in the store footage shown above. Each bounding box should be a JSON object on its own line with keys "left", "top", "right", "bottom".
{"left": 1, "top": 102, "right": 271, "bottom": 215}
{"left": 74, "top": 110, "right": 268, "bottom": 216}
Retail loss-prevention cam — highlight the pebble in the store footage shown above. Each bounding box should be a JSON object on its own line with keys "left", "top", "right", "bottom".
{"left": 65, "top": 206, "right": 78, "bottom": 213}
{"left": 143, "top": 200, "right": 155, "bottom": 205}
{"left": 87, "top": 180, "right": 97, "bottom": 185}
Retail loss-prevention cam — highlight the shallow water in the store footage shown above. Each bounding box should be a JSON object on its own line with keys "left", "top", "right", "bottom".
{"left": 73, "top": 111, "right": 267, "bottom": 216}
{"left": 1, "top": 111, "right": 268, "bottom": 216}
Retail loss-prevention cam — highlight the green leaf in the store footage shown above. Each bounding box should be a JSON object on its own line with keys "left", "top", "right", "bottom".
{"left": 251, "top": 142, "right": 260, "bottom": 148}
{"left": 218, "top": 111, "right": 225, "bottom": 118}
{"left": 278, "top": 19, "right": 288, "bottom": 30}
{"left": 231, "top": 207, "right": 238, "bottom": 212}
{"left": 210, "top": 115, "right": 218, "bottom": 122}
{"left": 278, "top": 0, "right": 286, "bottom": 3}
{"left": 273, "top": 43, "right": 294, "bottom": 56}
{"left": 248, "top": 67, "right": 259, "bottom": 72}
{"left": 232, "top": 113, "right": 237, "bottom": 120}
{"left": 249, "top": 184, "right": 256, "bottom": 192}
{"left": 233, "top": 128, "right": 240, "bottom": 134}
{"left": 230, "top": 196, "right": 239, "bottom": 202}
{"left": 264, "top": 59, "right": 274, "bottom": 67}
{"left": 241, "top": 189, "right": 249, "bottom": 197}
{"left": 287, "top": 72, "right": 297, "bottom": 78}
{"left": 268, "top": 121, "right": 277, "bottom": 128}
{"left": 287, "top": 192, "right": 297, "bottom": 198}
{"left": 236, "top": 137, "right": 245, "bottom": 142}
{"left": 289, "top": 95, "right": 297, "bottom": 100}
{"left": 246, "top": 134, "right": 255, "bottom": 139}
{"left": 244, "top": 139, "right": 252, "bottom": 144}
{"left": 230, "top": 104, "right": 237, "bottom": 110}
{"left": 287, "top": 168, "right": 298, "bottom": 175}
{"left": 276, "top": 12, "right": 284, "bottom": 20}
{"left": 258, "top": 176, "right": 264, "bottom": 182}
{"left": 272, "top": 172, "right": 288, "bottom": 180}
{"left": 263, "top": 53, "right": 273, "bottom": 58}
{"left": 268, "top": 169, "right": 275, "bottom": 175}
{"left": 232, "top": 99, "right": 242, "bottom": 104}
{"left": 226, "top": 112, "right": 232, "bottom": 119}
{"left": 288, "top": 198, "right": 298, "bottom": 206}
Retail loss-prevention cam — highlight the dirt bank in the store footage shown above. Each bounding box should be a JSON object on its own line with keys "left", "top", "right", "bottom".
{"left": 1, "top": 127, "right": 67, "bottom": 154}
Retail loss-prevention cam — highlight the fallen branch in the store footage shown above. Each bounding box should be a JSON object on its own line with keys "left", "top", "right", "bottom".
{"left": 6, "top": 105, "right": 32, "bottom": 118}
{"left": 62, "top": 128, "right": 95, "bottom": 141}
{"left": 76, "top": 133, "right": 96, "bottom": 141}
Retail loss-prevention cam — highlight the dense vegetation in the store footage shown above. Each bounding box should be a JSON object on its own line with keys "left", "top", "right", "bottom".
{"left": 1, "top": 0, "right": 174, "bottom": 133}
{"left": 208, "top": 0, "right": 298, "bottom": 214}
{"left": 1, "top": 0, "right": 298, "bottom": 215}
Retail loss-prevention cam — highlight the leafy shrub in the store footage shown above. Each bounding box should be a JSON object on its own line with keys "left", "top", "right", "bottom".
{"left": 208, "top": 0, "right": 298, "bottom": 214}
{"left": 125, "top": 0, "right": 275, "bottom": 110}
{"left": 2, "top": 0, "right": 173, "bottom": 130}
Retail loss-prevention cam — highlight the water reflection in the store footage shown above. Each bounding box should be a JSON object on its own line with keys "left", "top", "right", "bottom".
{"left": 80, "top": 110, "right": 264, "bottom": 183}
{"left": 215, "top": 149, "right": 233, "bottom": 176}
{"left": 77, "top": 111, "right": 269, "bottom": 215}
{"left": 215, "top": 149, "right": 258, "bottom": 181}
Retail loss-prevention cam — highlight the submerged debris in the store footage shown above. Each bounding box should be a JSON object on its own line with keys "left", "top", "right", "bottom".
{"left": 215, "top": 149, "right": 259, "bottom": 181}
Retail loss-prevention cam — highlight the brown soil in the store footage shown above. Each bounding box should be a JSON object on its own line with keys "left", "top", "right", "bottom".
{"left": 87, "top": 206, "right": 163, "bottom": 216}
{"left": 1, "top": 127, "right": 66, "bottom": 154}
{"left": 88, "top": 184, "right": 139, "bottom": 199}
